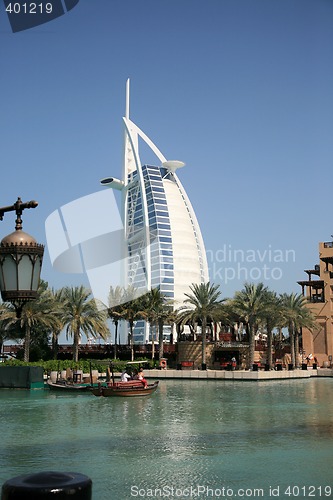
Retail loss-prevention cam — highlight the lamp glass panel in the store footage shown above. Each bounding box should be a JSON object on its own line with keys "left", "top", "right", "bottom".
{"left": 31, "top": 258, "right": 41, "bottom": 291}
{"left": 17, "top": 254, "right": 33, "bottom": 290}
{"left": 2, "top": 256, "right": 17, "bottom": 290}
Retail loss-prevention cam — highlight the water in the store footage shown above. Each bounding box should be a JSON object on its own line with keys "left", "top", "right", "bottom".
{"left": 0, "top": 379, "right": 332, "bottom": 499}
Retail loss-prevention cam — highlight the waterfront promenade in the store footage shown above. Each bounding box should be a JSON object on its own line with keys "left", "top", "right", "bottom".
{"left": 111, "top": 367, "right": 333, "bottom": 381}
{"left": 142, "top": 367, "right": 333, "bottom": 381}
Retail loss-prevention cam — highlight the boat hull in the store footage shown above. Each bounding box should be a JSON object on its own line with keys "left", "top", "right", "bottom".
{"left": 91, "top": 381, "right": 159, "bottom": 397}
{"left": 47, "top": 381, "right": 93, "bottom": 392}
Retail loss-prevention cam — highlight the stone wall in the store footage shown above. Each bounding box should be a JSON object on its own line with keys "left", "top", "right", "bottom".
{"left": 177, "top": 342, "right": 215, "bottom": 369}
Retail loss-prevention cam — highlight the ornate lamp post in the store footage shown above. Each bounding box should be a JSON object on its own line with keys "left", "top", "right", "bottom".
{"left": 0, "top": 198, "right": 44, "bottom": 317}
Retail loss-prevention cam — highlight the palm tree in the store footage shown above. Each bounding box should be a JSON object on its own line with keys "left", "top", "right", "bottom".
{"left": 120, "top": 286, "right": 144, "bottom": 361}
{"left": 48, "top": 287, "right": 67, "bottom": 359}
{"left": 179, "top": 282, "right": 223, "bottom": 369}
{"left": 280, "top": 292, "right": 316, "bottom": 368}
{"left": 230, "top": 282, "right": 269, "bottom": 369}
{"left": 261, "top": 290, "right": 282, "bottom": 369}
{"left": 0, "top": 303, "right": 18, "bottom": 355}
{"left": 107, "top": 286, "right": 126, "bottom": 359}
{"left": 141, "top": 288, "right": 172, "bottom": 361}
{"left": 157, "top": 304, "right": 175, "bottom": 362}
{"left": 60, "top": 286, "right": 109, "bottom": 362}
{"left": 1, "top": 282, "right": 62, "bottom": 362}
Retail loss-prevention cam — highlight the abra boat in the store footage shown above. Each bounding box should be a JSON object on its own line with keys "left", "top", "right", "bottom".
{"left": 91, "top": 380, "right": 159, "bottom": 397}
{"left": 47, "top": 380, "right": 93, "bottom": 392}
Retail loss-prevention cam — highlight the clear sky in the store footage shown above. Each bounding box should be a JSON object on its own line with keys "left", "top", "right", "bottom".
{"left": 1, "top": 0, "right": 332, "bottom": 300}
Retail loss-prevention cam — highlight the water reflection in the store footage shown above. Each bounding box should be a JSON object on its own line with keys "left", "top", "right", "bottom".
{"left": 0, "top": 379, "right": 332, "bottom": 499}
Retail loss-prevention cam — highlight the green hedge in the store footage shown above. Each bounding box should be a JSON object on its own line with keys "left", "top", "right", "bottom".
{"left": 1, "top": 359, "right": 105, "bottom": 373}
{"left": 1, "top": 358, "right": 159, "bottom": 373}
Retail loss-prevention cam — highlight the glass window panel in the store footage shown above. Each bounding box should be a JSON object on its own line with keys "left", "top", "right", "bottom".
{"left": 162, "top": 259, "right": 174, "bottom": 265}
{"left": 160, "top": 284, "right": 174, "bottom": 290}
{"left": 162, "top": 270, "right": 174, "bottom": 276}
{"left": 161, "top": 277, "right": 174, "bottom": 283}
{"left": 153, "top": 192, "right": 167, "bottom": 199}
{"left": 160, "top": 244, "right": 173, "bottom": 251}
{"left": 158, "top": 230, "right": 171, "bottom": 237}
{"left": 160, "top": 250, "right": 173, "bottom": 256}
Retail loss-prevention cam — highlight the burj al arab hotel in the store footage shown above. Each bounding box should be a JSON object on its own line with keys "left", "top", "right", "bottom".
{"left": 101, "top": 80, "right": 209, "bottom": 343}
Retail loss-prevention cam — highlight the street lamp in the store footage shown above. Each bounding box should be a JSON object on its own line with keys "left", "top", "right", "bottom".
{"left": 0, "top": 198, "right": 44, "bottom": 317}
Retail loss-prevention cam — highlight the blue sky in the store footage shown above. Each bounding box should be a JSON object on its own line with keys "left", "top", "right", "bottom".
{"left": 0, "top": 0, "right": 332, "bottom": 300}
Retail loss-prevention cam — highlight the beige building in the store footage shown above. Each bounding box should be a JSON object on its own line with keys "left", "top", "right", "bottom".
{"left": 298, "top": 240, "right": 333, "bottom": 367}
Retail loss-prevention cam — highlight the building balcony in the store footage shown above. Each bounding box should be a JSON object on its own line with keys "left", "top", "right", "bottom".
{"left": 305, "top": 266, "right": 320, "bottom": 277}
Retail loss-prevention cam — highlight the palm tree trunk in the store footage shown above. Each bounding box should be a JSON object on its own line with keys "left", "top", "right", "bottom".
{"left": 151, "top": 322, "right": 155, "bottom": 360}
{"left": 267, "top": 328, "right": 273, "bottom": 369}
{"left": 249, "top": 323, "right": 255, "bottom": 368}
{"left": 158, "top": 318, "right": 164, "bottom": 362}
{"left": 202, "top": 317, "right": 207, "bottom": 369}
{"left": 73, "top": 327, "right": 80, "bottom": 362}
{"left": 176, "top": 322, "right": 182, "bottom": 342}
{"left": 130, "top": 321, "right": 134, "bottom": 361}
{"left": 24, "top": 324, "right": 31, "bottom": 362}
{"left": 52, "top": 331, "right": 59, "bottom": 360}
{"left": 290, "top": 325, "right": 295, "bottom": 368}
{"left": 114, "top": 320, "right": 118, "bottom": 360}
{"left": 294, "top": 330, "right": 300, "bottom": 368}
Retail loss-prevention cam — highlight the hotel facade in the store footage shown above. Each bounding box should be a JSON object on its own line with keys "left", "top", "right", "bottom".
{"left": 101, "top": 81, "right": 209, "bottom": 343}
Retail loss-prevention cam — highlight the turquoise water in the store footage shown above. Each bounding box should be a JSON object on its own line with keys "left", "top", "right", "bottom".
{"left": 0, "top": 379, "right": 332, "bottom": 499}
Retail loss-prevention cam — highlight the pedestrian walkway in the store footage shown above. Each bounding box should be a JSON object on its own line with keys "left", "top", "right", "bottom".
{"left": 143, "top": 368, "right": 333, "bottom": 381}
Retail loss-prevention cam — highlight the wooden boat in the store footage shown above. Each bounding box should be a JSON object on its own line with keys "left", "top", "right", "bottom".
{"left": 47, "top": 362, "right": 98, "bottom": 393}
{"left": 91, "top": 380, "right": 159, "bottom": 397}
{"left": 47, "top": 380, "right": 93, "bottom": 392}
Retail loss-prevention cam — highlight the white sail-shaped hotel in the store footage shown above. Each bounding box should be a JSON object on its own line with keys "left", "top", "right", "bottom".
{"left": 101, "top": 80, "right": 209, "bottom": 343}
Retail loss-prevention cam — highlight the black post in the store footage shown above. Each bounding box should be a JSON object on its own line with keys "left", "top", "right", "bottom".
{"left": 110, "top": 363, "right": 115, "bottom": 385}
{"left": 56, "top": 361, "right": 60, "bottom": 383}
